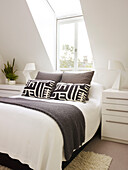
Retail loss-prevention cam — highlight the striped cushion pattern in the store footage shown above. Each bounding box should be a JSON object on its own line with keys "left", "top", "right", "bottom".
{"left": 50, "top": 82, "right": 90, "bottom": 103}
{"left": 22, "top": 80, "right": 55, "bottom": 99}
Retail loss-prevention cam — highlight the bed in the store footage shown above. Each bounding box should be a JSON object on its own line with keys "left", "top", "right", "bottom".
{"left": 0, "top": 72, "right": 103, "bottom": 170}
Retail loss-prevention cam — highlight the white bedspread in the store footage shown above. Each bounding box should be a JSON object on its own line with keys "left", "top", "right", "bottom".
{"left": 0, "top": 82, "right": 103, "bottom": 170}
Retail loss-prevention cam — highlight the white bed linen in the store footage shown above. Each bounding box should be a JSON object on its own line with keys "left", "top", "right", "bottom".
{"left": 0, "top": 82, "right": 103, "bottom": 170}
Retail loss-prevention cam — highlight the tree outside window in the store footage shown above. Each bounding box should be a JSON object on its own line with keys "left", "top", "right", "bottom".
{"left": 57, "top": 17, "right": 93, "bottom": 71}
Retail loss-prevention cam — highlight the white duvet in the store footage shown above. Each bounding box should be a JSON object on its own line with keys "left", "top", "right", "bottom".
{"left": 0, "top": 82, "right": 103, "bottom": 170}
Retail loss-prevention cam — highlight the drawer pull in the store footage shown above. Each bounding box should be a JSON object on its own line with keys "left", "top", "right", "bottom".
{"left": 106, "top": 120, "right": 128, "bottom": 125}
{"left": 106, "top": 109, "right": 128, "bottom": 113}
{"left": 0, "top": 89, "right": 20, "bottom": 92}
{"left": 106, "top": 97, "right": 128, "bottom": 100}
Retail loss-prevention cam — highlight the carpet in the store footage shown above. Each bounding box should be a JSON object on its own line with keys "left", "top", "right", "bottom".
{"left": 65, "top": 151, "right": 112, "bottom": 170}
{"left": 0, "top": 151, "right": 112, "bottom": 170}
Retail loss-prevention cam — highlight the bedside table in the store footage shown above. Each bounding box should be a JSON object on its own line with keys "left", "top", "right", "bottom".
{"left": 0, "top": 84, "right": 25, "bottom": 97}
{"left": 101, "top": 89, "right": 128, "bottom": 144}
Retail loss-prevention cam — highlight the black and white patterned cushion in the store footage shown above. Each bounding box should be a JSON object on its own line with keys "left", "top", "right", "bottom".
{"left": 50, "top": 82, "right": 90, "bottom": 103}
{"left": 22, "top": 80, "right": 55, "bottom": 99}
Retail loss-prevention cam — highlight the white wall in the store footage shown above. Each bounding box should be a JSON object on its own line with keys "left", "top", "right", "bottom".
{"left": 26, "top": 0, "right": 56, "bottom": 70}
{"left": 0, "top": 0, "right": 128, "bottom": 88}
{"left": 0, "top": 55, "right": 4, "bottom": 83}
{"left": 80, "top": 0, "right": 128, "bottom": 89}
{"left": 0, "top": 0, "right": 54, "bottom": 83}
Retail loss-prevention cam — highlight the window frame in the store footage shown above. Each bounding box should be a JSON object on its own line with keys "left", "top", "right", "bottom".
{"left": 56, "top": 16, "right": 93, "bottom": 71}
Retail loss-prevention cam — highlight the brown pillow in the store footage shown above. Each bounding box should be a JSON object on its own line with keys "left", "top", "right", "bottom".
{"left": 61, "top": 71, "right": 94, "bottom": 84}
{"left": 35, "top": 71, "right": 62, "bottom": 83}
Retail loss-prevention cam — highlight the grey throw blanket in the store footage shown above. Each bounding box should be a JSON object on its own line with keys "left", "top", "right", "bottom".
{"left": 0, "top": 97, "right": 85, "bottom": 160}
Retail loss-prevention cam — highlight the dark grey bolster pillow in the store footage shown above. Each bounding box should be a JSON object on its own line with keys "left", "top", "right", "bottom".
{"left": 35, "top": 71, "right": 62, "bottom": 83}
{"left": 61, "top": 71, "right": 94, "bottom": 84}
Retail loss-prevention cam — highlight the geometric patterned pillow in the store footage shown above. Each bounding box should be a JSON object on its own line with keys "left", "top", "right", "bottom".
{"left": 22, "top": 80, "right": 55, "bottom": 99}
{"left": 50, "top": 82, "right": 90, "bottom": 103}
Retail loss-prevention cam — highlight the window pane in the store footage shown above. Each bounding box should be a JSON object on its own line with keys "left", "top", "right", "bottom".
{"left": 77, "top": 21, "right": 93, "bottom": 69}
{"left": 59, "top": 23, "right": 75, "bottom": 69}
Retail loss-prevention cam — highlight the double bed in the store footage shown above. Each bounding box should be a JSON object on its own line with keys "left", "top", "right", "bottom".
{"left": 0, "top": 80, "right": 103, "bottom": 170}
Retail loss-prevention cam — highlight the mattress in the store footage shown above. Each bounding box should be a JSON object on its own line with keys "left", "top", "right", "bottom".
{"left": 0, "top": 82, "right": 103, "bottom": 170}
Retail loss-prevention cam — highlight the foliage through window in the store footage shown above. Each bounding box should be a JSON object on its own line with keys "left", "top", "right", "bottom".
{"left": 57, "top": 16, "right": 93, "bottom": 71}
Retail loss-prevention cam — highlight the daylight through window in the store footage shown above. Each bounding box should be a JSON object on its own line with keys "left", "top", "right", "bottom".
{"left": 57, "top": 16, "right": 93, "bottom": 71}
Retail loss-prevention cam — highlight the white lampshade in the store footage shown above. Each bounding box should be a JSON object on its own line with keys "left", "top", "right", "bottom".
{"left": 108, "top": 60, "right": 125, "bottom": 90}
{"left": 108, "top": 60, "right": 125, "bottom": 71}
{"left": 23, "top": 63, "right": 36, "bottom": 83}
{"left": 24, "top": 63, "right": 36, "bottom": 71}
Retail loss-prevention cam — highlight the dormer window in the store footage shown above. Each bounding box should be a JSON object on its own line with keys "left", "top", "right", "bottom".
{"left": 57, "top": 16, "right": 93, "bottom": 71}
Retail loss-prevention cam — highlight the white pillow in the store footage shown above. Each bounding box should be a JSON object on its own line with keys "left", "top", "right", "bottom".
{"left": 88, "top": 82, "right": 104, "bottom": 102}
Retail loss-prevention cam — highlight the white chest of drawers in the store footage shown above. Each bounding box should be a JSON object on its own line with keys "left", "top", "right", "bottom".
{"left": 0, "top": 84, "right": 25, "bottom": 97}
{"left": 101, "top": 89, "right": 128, "bottom": 144}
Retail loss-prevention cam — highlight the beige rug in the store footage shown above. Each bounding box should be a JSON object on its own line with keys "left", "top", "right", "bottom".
{"left": 0, "top": 151, "right": 112, "bottom": 170}
{"left": 65, "top": 151, "right": 112, "bottom": 170}
{"left": 0, "top": 166, "right": 12, "bottom": 170}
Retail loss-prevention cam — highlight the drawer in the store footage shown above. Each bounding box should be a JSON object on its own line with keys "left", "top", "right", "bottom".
{"left": 0, "top": 84, "right": 24, "bottom": 91}
{"left": 102, "top": 115, "right": 128, "bottom": 142}
{"left": 102, "top": 103, "right": 128, "bottom": 117}
{"left": 102, "top": 90, "right": 128, "bottom": 105}
{"left": 0, "top": 90, "right": 21, "bottom": 97}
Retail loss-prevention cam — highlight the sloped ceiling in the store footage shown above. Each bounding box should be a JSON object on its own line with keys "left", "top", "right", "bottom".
{"left": 0, "top": 0, "right": 128, "bottom": 86}
{"left": 0, "top": 0, "right": 54, "bottom": 83}
{"left": 80, "top": 0, "right": 128, "bottom": 69}
{"left": 47, "top": 0, "right": 82, "bottom": 18}
{"left": 26, "top": 0, "right": 56, "bottom": 70}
